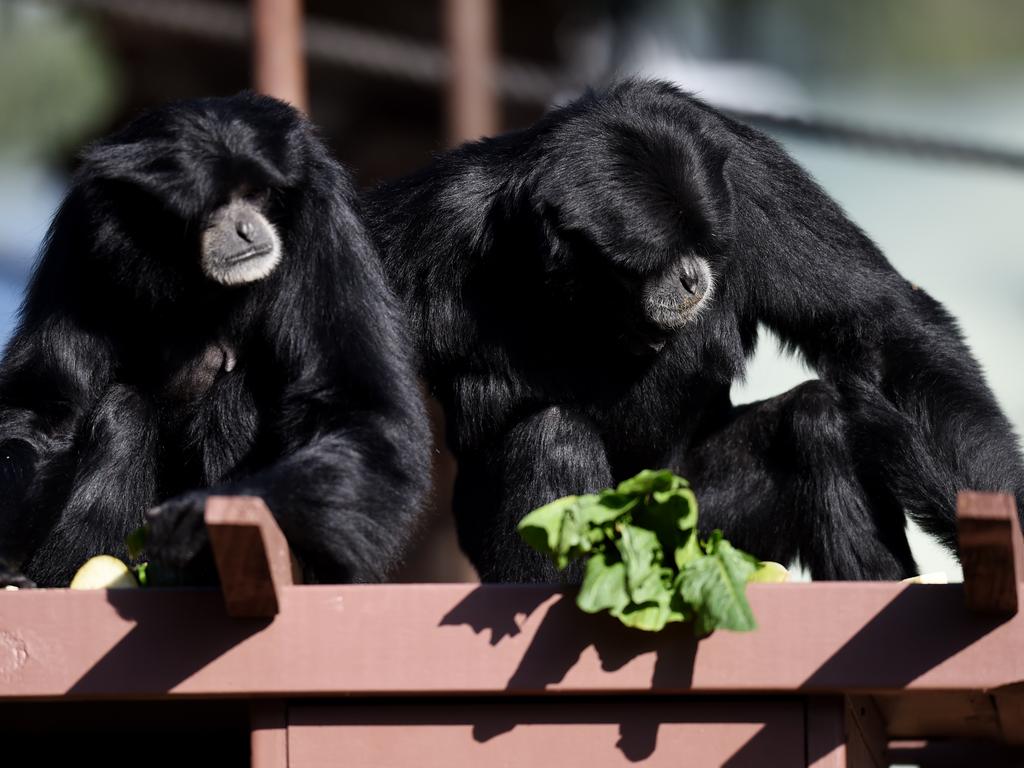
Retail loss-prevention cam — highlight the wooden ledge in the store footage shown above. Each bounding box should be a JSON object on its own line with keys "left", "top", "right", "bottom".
{"left": 0, "top": 581, "right": 1023, "bottom": 700}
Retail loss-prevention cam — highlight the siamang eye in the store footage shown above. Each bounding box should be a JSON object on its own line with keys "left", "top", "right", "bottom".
{"left": 242, "top": 188, "right": 271, "bottom": 207}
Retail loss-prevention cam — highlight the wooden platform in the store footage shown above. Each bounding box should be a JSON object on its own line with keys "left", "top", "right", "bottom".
{"left": 0, "top": 492, "right": 1021, "bottom": 766}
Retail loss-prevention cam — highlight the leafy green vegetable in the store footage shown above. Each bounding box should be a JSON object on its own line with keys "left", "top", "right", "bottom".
{"left": 133, "top": 562, "right": 149, "bottom": 587}
{"left": 125, "top": 526, "right": 150, "bottom": 587}
{"left": 517, "top": 469, "right": 767, "bottom": 635}
{"left": 126, "top": 525, "right": 147, "bottom": 561}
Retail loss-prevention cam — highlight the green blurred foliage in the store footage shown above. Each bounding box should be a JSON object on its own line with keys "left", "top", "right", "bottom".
{"left": 0, "top": 2, "right": 119, "bottom": 161}
{"left": 664, "top": 0, "right": 1024, "bottom": 81}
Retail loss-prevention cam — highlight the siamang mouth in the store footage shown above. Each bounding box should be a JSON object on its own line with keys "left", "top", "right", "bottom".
{"left": 226, "top": 244, "right": 275, "bottom": 264}
{"left": 621, "top": 322, "right": 675, "bottom": 356}
{"left": 647, "top": 301, "right": 701, "bottom": 331}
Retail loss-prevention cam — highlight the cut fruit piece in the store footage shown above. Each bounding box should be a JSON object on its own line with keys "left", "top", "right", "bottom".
{"left": 69, "top": 555, "right": 138, "bottom": 590}
{"left": 749, "top": 561, "right": 790, "bottom": 583}
{"left": 901, "top": 571, "right": 949, "bottom": 585}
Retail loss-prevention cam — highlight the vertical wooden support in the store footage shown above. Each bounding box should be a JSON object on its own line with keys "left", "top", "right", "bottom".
{"left": 957, "top": 491, "right": 1023, "bottom": 614}
{"left": 443, "top": 0, "right": 499, "bottom": 145}
{"left": 806, "top": 696, "right": 888, "bottom": 768}
{"left": 995, "top": 692, "right": 1024, "bottom": 745}
{"left": 251, "top": 0, "right": 308, "bottom": 113}
{"left": 251, "top": 701, "right": 288, "bottom": 768}
{"left": 806, "top": 697, "right": 848, "bottom": 768}
{"left": 205, "top": 496, "right": 299, "bottom": 618}
{"left": 845, "top": 696, "right": 887, "bottom": 768}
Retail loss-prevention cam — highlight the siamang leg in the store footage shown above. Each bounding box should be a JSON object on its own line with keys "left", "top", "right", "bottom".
{"left": 21, "top": 385, "right": 158, "bottom": 587}
{"left": 453, "top": 406, "right": 614, "bottom": 583}
{"left": 671, "top": 381, "right": 917, "bottom": 580}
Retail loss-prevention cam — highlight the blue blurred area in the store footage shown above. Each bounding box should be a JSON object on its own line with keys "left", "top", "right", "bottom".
{"left": 0, "top": 166, "right": 66, "bottom": 344}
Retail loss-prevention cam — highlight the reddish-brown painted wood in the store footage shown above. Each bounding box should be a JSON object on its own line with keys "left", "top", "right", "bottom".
{"left": 888, "top": 739, "right": 1024, "bottom": 767}
{"left": 251, "top": 0, "right": 307, "bottom": 112}
{"left": 843, "top": 696, "right": 886, "bottom": 768}
{"left": 443, "top": 0, "right": 499, "bottom": 145}
{"left": 805, "top": 697, "right": 848, "bottom": 768}
{"left": 205, "top": 496, "right": 298, "bottom": 618}
{"left": 957, "top": 491, "right": 1023, "bottom": 614}
{"left": 0, "top": 581, "right": 1022, "bottom": 699}
{"left": 995, "top": 692, "right": 1024, "bottom": 745}
{"left": 288, "top": 700, "right": 805, "bottom": 767}
{"left": 877, "top": 691, "right": 1002, "bottom": 741}
{"left": 250, "top": 701, "right": 288, "bottom": 768}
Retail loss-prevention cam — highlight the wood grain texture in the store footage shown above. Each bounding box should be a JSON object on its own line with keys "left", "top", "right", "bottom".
{"left": 205, "top": 495, "right": 298, "bottom": 618}
{"left": 957, "top": 491, "right": 1023, "bottom": 614}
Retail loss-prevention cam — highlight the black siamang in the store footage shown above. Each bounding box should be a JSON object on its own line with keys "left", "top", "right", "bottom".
{"left": 0, "top": 93, "right": 431, "bottom": 587}
{"left": 365, "top": 79, "right": 1024, "bottom": 582}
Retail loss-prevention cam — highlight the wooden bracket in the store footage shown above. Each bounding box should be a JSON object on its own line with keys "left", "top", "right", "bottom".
{"left": 204, "top": 496, "right": 299, "bottom": 619}
{"left": 957, "top": 491, "right": 1023, "bottom": 614}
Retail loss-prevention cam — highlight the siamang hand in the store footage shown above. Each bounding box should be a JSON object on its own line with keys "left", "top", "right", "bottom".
{"left": 0, "top": 560, "right": 36, "bottom": 588}
{"left": 145, "top": 491, "right": 218, "bottom": 585}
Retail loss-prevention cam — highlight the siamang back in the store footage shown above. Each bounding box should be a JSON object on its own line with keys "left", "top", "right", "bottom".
{"left": 0, "top": 93, "right": 431, "bottom": 587}
{"left": 365, "top": 79, "right": 1024, "bottom": 582}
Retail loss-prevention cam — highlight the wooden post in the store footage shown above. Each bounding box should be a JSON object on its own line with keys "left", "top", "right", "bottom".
{"left": 205, "top": 495, "right": 299, "bottom": 618}
{"left": 957, "top": 491, "right": 1023, "bottom": 614}
{"left": 250, "top": 701, "right": 288, "bottom": 768}
{"left": 443, "top": 0, "right": 499, "bottom": 144}
{"left": 251, "top": 0, "right": 308, "bottom": 113}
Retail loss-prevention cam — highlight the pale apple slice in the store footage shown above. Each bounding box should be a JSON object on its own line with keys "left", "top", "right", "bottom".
{"left": 750, "top": 561, "right": 790, "bottom": 583}
{"left": 901, "top": 571, "right": 949, "bottom": 584}
{"left": 69, "top": 555, "right": 138, "bottom": 590}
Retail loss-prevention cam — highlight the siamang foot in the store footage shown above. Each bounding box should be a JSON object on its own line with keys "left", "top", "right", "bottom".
{"left": 145, "top": 491, "right": 218, "bottom": 585}
{"left": 0, "top": 561, "right": 36, "bottom": 589}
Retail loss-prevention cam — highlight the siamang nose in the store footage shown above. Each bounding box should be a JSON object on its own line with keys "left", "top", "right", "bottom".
{"left": 236, "top": 218, "right": 256, "bottom": 243}
{"left": 680, "top": 261, "right": 703, "bottom": 295}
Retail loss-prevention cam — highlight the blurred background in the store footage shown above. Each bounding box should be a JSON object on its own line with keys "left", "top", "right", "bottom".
{"left": 1, "top": 0, "right": 1022, "bottom": 582}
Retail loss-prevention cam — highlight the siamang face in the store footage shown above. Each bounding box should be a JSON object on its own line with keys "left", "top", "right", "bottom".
{"left": 200, "top": 187, "right": 282, "bottom": 286}
{"left": 77, "top": 93, "right": 306, "bottom": 296}
{"left": 621, "top": 255, "right": 713, "bottom": 332}
{"left": 533, "top": 116, "right": 728, "bottom": 353}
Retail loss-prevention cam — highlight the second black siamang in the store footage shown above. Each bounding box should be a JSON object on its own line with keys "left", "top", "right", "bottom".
{"left": 0, "top": 93, "right": 431, "bottom": 587}
{"left": 365, "top": 79, "right": 1024, "bottom": 582}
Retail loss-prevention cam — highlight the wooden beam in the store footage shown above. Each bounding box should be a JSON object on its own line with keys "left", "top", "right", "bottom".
{"left": 205, "top": 495, "right": 298, "bottom": 618}
{"left": 957, "top": 491, "right": 1023, "bottom": 614}
{"left": 251, "top": 0, "right": 308, "bottom": 112}
{"left": 2, "top": 582, "right": 1024, "bottom": 699}
{"left": 876, "top": 691, "right": 1001, "bottom": 741}
{"left": 289, "top": 700, "right": 806, "bottom": 766}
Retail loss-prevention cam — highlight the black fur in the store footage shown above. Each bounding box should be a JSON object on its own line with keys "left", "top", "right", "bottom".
{"left": 364, "top": 79, "right": 1024, "bottom": 582}
{"left": 0, "top": 93, "right": 431, "bottom": 587}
